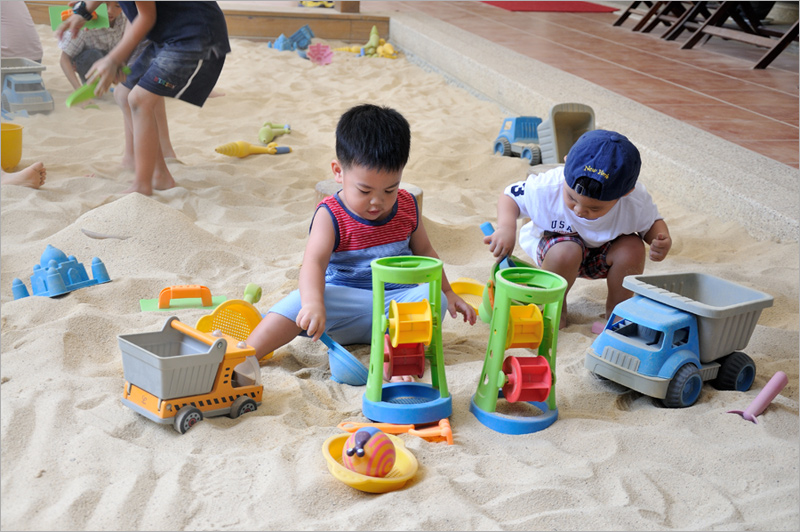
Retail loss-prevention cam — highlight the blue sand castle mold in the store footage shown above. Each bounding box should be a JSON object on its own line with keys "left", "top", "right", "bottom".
{"left": 12, "top": 244, "right": 111, "bottom": 300}
{"left": 268, "top": 34, "right": 292, "bottom": 51}
{"left": 288, "top": 25, "right": 314, "bottom": 50}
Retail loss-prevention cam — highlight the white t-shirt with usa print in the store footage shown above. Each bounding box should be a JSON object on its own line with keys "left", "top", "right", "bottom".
{"left": 504, "top": 166, "right": 661, "bottom": 265}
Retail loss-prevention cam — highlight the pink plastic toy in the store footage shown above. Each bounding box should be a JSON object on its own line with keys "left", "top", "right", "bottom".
{"left": 307, "top": 43, "right": 333, "bottom": 65}
{"left": 728, "top": 371, "right": 788, "bottom": 423}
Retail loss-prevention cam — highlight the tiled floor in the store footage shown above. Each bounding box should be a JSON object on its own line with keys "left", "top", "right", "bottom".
{"left": 356, "top": 1, "right": 799, "bottom": 168}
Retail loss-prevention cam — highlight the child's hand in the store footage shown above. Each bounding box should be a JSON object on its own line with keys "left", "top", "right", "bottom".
{"left": 649, "top": 233, "right": 672, "bottom": 261}
{"left": 483, "top": 225, "right": 516, "bottom": 262}
{"left": 296, "top": 302, "right": 326, "bottom": 341}
{"left": 445, "top": 290, "right": 477, "bottom": 325}
{"left": 86, "top": 55, "right": 126, "bottom": 97}
{"left": 55, "top": 13, "right": 86, "bottom": 42}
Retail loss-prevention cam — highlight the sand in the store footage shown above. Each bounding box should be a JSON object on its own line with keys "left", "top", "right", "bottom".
{"left": 1, "top": 21, "right": 798, "bottom": 531}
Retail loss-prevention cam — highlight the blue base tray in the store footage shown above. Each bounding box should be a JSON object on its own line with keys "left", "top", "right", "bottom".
{"left": 470, "top": 393, "right": 557, "bottom": 435}
{"left": 362, "top": 382, "right": 452, "bottom": 424}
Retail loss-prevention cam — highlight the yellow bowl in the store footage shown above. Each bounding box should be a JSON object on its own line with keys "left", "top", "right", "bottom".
{"left": 1, "top": 123, "right": 23, "bottom": 171}
{"left": 450, "top": 277, "right": 485, "bottom": 311}
{"left": 322, "top": 433, "right": 418, "bottom": 493}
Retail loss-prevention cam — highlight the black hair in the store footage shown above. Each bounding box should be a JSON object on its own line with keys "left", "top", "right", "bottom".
{"left": 571, "top": 176, "right": 604, "bottom": 199}
{"left": 335, "top": 104, "right": 410, "bottom": 172}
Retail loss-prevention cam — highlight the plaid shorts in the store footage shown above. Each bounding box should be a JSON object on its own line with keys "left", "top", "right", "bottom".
{"left": 536, "top": 232, "right": 612, "bottom": 280}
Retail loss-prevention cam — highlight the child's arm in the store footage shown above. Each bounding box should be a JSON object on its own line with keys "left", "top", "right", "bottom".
{"left": 296, "top": 209, "right": 336, "bottom": 340}
{"left": 59, "top": 52, "right": 83, "bottom": 91}
{"left": 643, "top": 219, "right": 672, "bottom": 261}
{"left": 84, "top": 2, "right": 155, "bottom": 96}
{"left": 410, "top": 221, "right": 477, "bottom": 325}
{"left": 483, "top": 193, "right": 520, "bottom": 262}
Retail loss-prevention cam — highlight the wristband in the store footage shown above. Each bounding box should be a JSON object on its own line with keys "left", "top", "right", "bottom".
{"left": 72, "top": 1, "right": 94, "bottom": 21}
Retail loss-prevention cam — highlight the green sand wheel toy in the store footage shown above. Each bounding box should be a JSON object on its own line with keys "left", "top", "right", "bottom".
{"left": 470, "top": 267, "right": 567, "bottom": 434}
{"left": 362, "top": 256, "right": 452, "bottom": 424}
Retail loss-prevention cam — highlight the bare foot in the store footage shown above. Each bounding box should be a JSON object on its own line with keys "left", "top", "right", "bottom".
{"left": 153, "top": 168, "right": 176, "bottom": 190}
{"left": 122, "top": 182, "right": 153, "bottom": 195}
{"left": 208, "top": 89, "right": 225, "bottom": 98}
{"left": 1, "top": 162, "right": 46, "bottom": 189}
{"left": 389, "top": 375, "right": 415, "bottom": 383}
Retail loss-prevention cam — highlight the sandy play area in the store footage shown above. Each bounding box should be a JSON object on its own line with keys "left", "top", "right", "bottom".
{"left": 1, "top": 17, "right": 798, "bottom": 531}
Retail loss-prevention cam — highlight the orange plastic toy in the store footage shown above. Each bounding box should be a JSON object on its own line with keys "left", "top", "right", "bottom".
{"left": 338, "top": 418, "right": 453, "bottom": 445}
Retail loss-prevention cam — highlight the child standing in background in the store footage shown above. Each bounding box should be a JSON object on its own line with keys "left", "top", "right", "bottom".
{"left": 58, "top": 2, "right": 176, "bottom": 158}
{"left": 484, "top": 129, "right": 671, "bottom": 328}
{"left": 57, "top": 1, "right": 229, "bottom": 195}
{"left": 246, "top": 104, "right": 477, "bottom": 364}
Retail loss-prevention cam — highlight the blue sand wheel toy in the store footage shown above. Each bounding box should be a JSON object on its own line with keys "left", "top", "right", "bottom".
{"left": 470, "top": 267, "right": 567, "bottom": 435}
{"left": 362, "top": 256, "right": 452, "bottom": 424}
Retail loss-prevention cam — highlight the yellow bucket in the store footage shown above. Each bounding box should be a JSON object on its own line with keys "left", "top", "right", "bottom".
{"left": 388, "top": 299, "right": 432, "bottom": 347}
{"left": 1, "top": 123, "right": 23, "bottom": 171}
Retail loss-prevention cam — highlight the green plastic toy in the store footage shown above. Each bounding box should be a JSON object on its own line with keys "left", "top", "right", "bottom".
{"left": 362, "top": 256, "right": 452, "bottom": 425}
{"left": 49, "top": 3, "right": 109, "bottom": 31}
{"left": 258, "top": 122, "right": 290, "bottom": 144}
{"left": 66, "top": 65, "right": 131, "bottom": 108}
{"left": 470, "top": 267, "right": 567, "bottom": 435}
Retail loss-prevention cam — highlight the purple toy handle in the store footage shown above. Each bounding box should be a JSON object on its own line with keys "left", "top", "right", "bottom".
{"left": 728, "top": 371, "right": 788, "bottom": 424}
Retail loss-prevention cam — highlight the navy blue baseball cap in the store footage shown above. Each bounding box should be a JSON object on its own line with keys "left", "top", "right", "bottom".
{"left": 564, "top": 130, "right": 641, "bottom": 201}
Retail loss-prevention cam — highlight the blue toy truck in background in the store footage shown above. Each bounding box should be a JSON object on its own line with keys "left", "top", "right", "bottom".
{"left": 1, "top": 58, "right": 54, "bottom": 114}
{"left": 584, "top": 272, "right": 773, "bottom": 408}
{"left": 493, "top": 116, "right": 543, "bottom": 165}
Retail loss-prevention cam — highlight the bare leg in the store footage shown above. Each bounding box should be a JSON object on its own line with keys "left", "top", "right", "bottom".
{"left": 115, "top": 84, "right": 135, "bottom": 170}
{"left": 540, "top": 241, "right": 583, "bottom": 329}
{"left": 245, "top": 312, "right": 303, "bottom": 361}
{"left": 125, "top": 87, "right": 174, "bottom": 195}
{"left": 604, "top": 235, "right": 645, "bottom": 318}
{"left": 154, "top": 98, "right": 176, "bottom": 159}
{"left": 1, "top": 162, "right": 46, "bottom": 189}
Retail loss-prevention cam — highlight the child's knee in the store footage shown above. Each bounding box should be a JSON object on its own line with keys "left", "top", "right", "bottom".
{"left": 542, "top": 240, "right": 583, "bottom": 272}
{"left": 608, "top": 235, "right": 645, "bottom": 269}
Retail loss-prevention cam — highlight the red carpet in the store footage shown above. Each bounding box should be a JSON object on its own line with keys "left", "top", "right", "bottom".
{"left": 483, "top": 2, "right": 618, "bottom": 12}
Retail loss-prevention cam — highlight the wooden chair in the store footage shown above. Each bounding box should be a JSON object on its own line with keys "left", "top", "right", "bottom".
{"left": 638, "top": 2, "right": 717, "bottom": 40}
{"left": 613, "top": 2, "right": 666, "bottom": 31}
{"left": 680, "top": 1, "right": 799, "bottom": 69}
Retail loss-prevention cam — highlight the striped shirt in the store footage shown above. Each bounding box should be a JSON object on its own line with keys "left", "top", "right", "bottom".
{"left": 316, "top": 189, "right": 419, "bottom": 290}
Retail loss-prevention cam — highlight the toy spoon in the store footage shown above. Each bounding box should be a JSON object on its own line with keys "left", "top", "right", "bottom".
{"left": 728, "top": 371, "right": 788, "bottom": 423}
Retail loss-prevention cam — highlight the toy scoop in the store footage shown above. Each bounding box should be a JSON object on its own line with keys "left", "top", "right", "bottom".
{"left": 258, "top": 122, "right": 290, "bottom": 144}
{"left": 480, "top": 222, "right": 515, "bottom": 269}
{"left": 66, "top": 65, "right": 131, "bottom": 108}
{"left": 728, "top": 370, "right": 788, "bottom": 423}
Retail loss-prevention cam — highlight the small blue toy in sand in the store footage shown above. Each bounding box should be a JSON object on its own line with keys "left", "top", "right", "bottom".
{"left": 12, "top": 244, "right": 111, "bottom": 300}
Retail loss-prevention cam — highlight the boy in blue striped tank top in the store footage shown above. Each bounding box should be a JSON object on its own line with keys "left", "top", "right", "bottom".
{"left": 246, "top": 104, "right": 476, "bottom": 363}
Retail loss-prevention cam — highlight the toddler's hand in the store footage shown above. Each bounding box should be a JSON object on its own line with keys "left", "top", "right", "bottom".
{"left": 483, "top": 226, "right": 516, "bottom": 262}
{"left": 445, "top": 290, "right": 477, "bottom": 325}
{"left": 649, "top": 233, "right": 671, "bottom": 261}
{"left": 296, "top": 302, "right": 326, "bottom": 341}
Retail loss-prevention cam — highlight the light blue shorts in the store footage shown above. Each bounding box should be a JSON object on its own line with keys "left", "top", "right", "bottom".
{"left": 268, "top": 283, "right": 448, "bottom": 345}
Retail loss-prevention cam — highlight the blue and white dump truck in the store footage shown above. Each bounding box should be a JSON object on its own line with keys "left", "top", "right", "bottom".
{"left": 584, "top": 272, "right": 773, "bottom": 408}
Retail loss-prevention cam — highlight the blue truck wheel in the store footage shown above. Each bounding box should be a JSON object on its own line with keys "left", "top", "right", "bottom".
{"left": 712, "top": 352, "right": 756, "bottom": 391}
{"left": 663, "top": 364, "right": 703, "bottom": 408}
{"left": 494, "top": 138, "right": 511, "bottom": 156}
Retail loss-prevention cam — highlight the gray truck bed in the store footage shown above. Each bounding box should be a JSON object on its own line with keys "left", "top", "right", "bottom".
{"left": 623, "top": 273, "right": 773, "bottom": 363}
